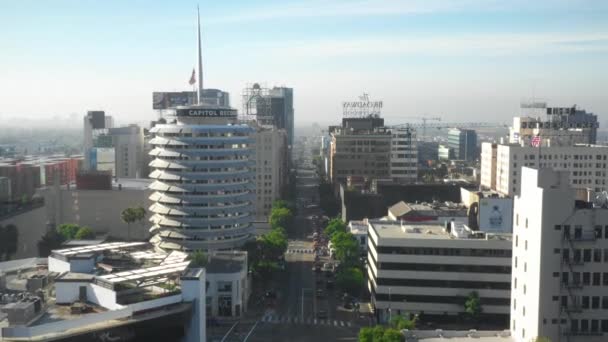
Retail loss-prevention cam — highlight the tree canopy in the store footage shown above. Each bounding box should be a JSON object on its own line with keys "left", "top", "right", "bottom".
{"left": 464, "top": 291, "right": 482, "bottom": 321}
{"left": 74, "top": 226, "right": 95, "bottom": 240}
{"left": 324, "top": 218, "right": 346, "bottom": 239}
{"left": 269, "top": 207, "right": 293, "bottom": 230}
{"left": 358, "top": 326, "right": 403, "bottom": 342}
{"left": 336, "top": 267, "right": 364, "bottom": 296}
{"left": 331, "top": 231, "right": 359, "bottom": 266}
{"left": 58, "top": 223, "right": 80, "bottom": 240}
{"left": 190, "top": 250, "right": 207, "bottom": 267}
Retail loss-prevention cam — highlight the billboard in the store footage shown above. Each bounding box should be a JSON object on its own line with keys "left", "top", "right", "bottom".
{"left": 175, "top": 108, "right": 237, "bottom": 118}
{"left": 478, "top": 197, "right": 513, "bottom": 233}
{"left": 153, "top": 92, "right": 196, "bottom": 110}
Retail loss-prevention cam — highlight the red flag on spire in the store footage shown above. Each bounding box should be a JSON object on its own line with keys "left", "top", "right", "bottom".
{"left": 188, "top": 69, "right": 196, "bottom": 85}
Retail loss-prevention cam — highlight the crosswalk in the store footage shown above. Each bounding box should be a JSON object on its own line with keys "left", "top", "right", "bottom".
{"left": 261, "top": 314, "right": 353, "bottom": 327}
{"left": 286, "top": 248, "right": 314, "bottom": 254}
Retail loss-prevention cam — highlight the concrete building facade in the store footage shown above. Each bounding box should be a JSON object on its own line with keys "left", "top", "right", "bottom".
{"left": 251, "top": 124, "right": 288, "bottom": 220}
{"left": 109, "top": 125, "right": 145, "bottom": 179}
{"left": 367, "top": 220, "right": 512, "bottom": 323}
{"left": 481, "top": 142, "right": 608, "bottom": 196}
{"left": 389, "top": 128, "right": 418, "bottom": 183}
{"left": 511, "top": 167, "right": 608, "bottom": 341}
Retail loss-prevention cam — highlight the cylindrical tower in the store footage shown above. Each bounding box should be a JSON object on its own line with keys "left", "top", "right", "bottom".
{"left": 148, "top": 104, "right": 254, "bottom": 252}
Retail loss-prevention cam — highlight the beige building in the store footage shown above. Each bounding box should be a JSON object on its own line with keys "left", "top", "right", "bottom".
{"left": 109, "top": 125, "right": 145, "bottom": 179}
{"left": 41, "top": 179, "right": 153, "bottom": 240}
{"left": 251, "top": 124, "right": 288, "bottom": 220}
{"left": 481, "top": 142, "right": 608, "bottom": 196}
{"left": 329, "top": 117, "right": 391, "bottom": 185}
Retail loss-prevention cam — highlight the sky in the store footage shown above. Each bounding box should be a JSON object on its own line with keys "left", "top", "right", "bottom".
{"left": 1, "top": 0, "right": 608, "bottom": 128}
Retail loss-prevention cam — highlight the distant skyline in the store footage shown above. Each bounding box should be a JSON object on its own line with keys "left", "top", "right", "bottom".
{"left": 1, "top": 0, "right": 608, "bottom": 127}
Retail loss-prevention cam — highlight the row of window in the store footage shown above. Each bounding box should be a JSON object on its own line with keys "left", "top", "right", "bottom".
{"left": 376, "top": 277, "right": 510, "bottom": 290}
{"left": 559, "top": 247, "right": 608, "bottom": 263}
{"left": 377, "top": 262, "right": 511, "bottom": 274}
{"left": 377, "top": 246, "right": 512, "bottom": 258}
{"left": 373, "top": 292, "right": 509, "bottom": 306}
{"left": 559, "top": 271, "right": 608, "bottom": 286}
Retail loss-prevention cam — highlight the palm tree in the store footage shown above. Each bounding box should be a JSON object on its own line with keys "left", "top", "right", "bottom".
{"left": 121, "top": 208, "right": 136, "bottom": 241}
{"left": 121, "top": 207, "right": 147, "bottom": 241}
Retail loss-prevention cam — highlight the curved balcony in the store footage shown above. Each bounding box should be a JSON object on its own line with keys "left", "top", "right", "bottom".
{"left": 149, "top": 202, "right": 253, "bottom": 216}
{"left": 149, "top": 191, "right": 254, "bottom": 204}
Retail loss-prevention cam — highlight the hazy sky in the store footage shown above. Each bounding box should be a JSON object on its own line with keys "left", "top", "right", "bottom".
{"left": 1, "top": 0, "right": 608, "bottom": 128}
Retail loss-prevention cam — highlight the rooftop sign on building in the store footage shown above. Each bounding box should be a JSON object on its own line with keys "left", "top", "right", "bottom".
{"left": 342, "top": 93, "right": 383, "bottom": 118}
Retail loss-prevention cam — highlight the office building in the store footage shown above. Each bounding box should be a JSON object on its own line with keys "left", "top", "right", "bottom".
{"left": 329, "top": 117, "right": 391, "bottom": 185}
{"left": 0, "top": 177, "right": 10, "bottom": 202}
{"left": 389, "top": 128, "right": 418, "bottom": 183}
{"left": 509, "top": 103, "right": 598, "bottom": 146}
{"left": 252, "top": 124, "right": 289, "bottom": 220}
{"left": 438, "top": 144, "right": 453, "bottom": 160}
{"left": 511, "top": 167, "right": 608, "bottom": 341}
{"left": 367, "top": 219, "right": 511, "bottom": 323}
{"left": 480, "top": 142, "right": 608, "bottom": 196}
{"left": 83, "top": 111, "right": 114, "bottom": 172}
{"left": 461, "top": 188, "right": 514, "bottom": 233}
{"left": 147, "top": 105, "right": 255, "bottom": 252}
{"left": 242, "top": 84, "right": 294, "bottom": 147}
{"left": 109, "top": 124, "right": 145, "bottom": 178}
{"left": 447, "top": 128, "right": 477, "bottom": 161}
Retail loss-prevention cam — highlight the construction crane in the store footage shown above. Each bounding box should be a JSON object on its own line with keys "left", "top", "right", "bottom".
{"left": 402, "top": 116, "right": 441, "bottom": 141}
{"left": 387, "top": 122, "right": 507, "bottom": 141}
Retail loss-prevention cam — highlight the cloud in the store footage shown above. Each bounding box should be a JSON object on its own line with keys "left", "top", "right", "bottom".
{"left": 205, "top": 0, "right": 608, "bottom": 25}
{"left": 206, "top": 0, "right": 493, "bottom": 24}
{"left": 245, "top": 32, "right": 608, "bottom": 59}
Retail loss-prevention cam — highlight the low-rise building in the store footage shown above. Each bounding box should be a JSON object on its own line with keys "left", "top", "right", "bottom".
{"left": 367, "top": 220, "right": 512, "bottom": 323}
{"left": 387, "top": 201, "right": 468, "bottom": 224}
{"left": 205, "top": 251, "right": 249, "bottom": 318}
{"left": 1, "top": 242, "right": 205, "bottom": 342}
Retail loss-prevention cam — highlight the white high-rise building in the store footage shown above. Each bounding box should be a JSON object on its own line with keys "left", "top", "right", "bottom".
{"left": 511, "top": 167, "right": 608, "bottom": 341}
{"left": 147, "top": 106, "right": 255, "bottom": 252}
{"left": 481, "top": 143, "right": 608, "bottom": 196}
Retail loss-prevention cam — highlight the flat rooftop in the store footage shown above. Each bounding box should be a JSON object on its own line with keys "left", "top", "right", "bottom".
{"left": 370, "top": 220, "right": 512, "bottom": 242}
{"left": 206, "top": 252, "right": 247, "bottom": 274}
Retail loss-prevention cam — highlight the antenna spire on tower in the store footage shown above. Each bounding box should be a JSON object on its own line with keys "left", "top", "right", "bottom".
{"left": 196, "top": 5, "right": 204, "bottom": 104}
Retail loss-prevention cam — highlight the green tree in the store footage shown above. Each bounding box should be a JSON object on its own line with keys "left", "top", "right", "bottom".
{"left": 121, "top": 206, "right": 146, "bottom": 240}
{"left": 190, "top": 250, "right": 207, "bottom": 267}
{"left": 269, "top": 207, "right": 293, "bottom": 230}
{"left": 75, "top": 226, "right": 95, "bottom": 240}
{"left": 260, "top": 227, "right": 288, "bottom": 260}
{"left": 390, "top": 315, "right": 416, "bottom": 330}
{"left": 58, "top": 223, "right": 80, "bottom": 240}
{"left": 464, "top": 291, "right": 483, "bottom": 322}
{"left": 331, "top": 231, "right": 359, "bottom": 266}
{"left": 358, "top": 327, "right": 374, "bottom": 342}
{"left": 381, "top": 328, "right": 403, "bottom": 342}
{"left": 272, "top": 200, "right": 295, "bottom": 212}
{"left": 532, "top": 338, "right": 551, "bottom": 342}
{"left": 336, "top": 267, "right": 364, "bottom": 296}
{"left": 324, "top": 218, "right": 346, "bottom": 239}
{"left": 37, "top": 229, "right": 65, "bottom": 257}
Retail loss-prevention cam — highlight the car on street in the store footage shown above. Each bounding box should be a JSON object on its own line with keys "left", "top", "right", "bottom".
{"left": 316, "top": 310, "right": 328, "bottom": 319}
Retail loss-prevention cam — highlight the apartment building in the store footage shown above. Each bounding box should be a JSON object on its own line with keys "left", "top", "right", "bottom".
{"left": 481, "top": 143, "right": 608, "bottom": 196}
{"left": 367, "top": 219, "right": 512, "bottom": 323}
{"left": 511, "top": 167, "right": 608, "bottom": 341}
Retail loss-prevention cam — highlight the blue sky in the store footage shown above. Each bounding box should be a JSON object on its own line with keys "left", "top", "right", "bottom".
{"left": 1, "top": 0, "right": 608, "bottom": 127}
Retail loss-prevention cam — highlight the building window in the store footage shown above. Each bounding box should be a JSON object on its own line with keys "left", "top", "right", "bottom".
{"left": 554, "top": 225, "right": 561, "bottom": 230}
{"left": 584, "top": 249, "right": 591, "bottom": 262}
{"left": 594, "top": 249, "right": 602, "bottom": 262}
{"left": 593, "top": 272, "right": 601, "bottom": 286}
{"left": 604, "top": 273, "right": 608, "bottom": 286}
{"left": 602, "top": 296, "right": 608, "bottom": 309}
{"left": 603, "top": 320, "right": 608, "bottom": 333}
{"left": 592, "top": 296, "right": 600, "bottom": 309}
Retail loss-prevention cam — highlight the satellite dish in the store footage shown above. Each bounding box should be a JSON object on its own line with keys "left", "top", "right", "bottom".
{"left": 593, "top": 191, "right": 608, "bottom": 208}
